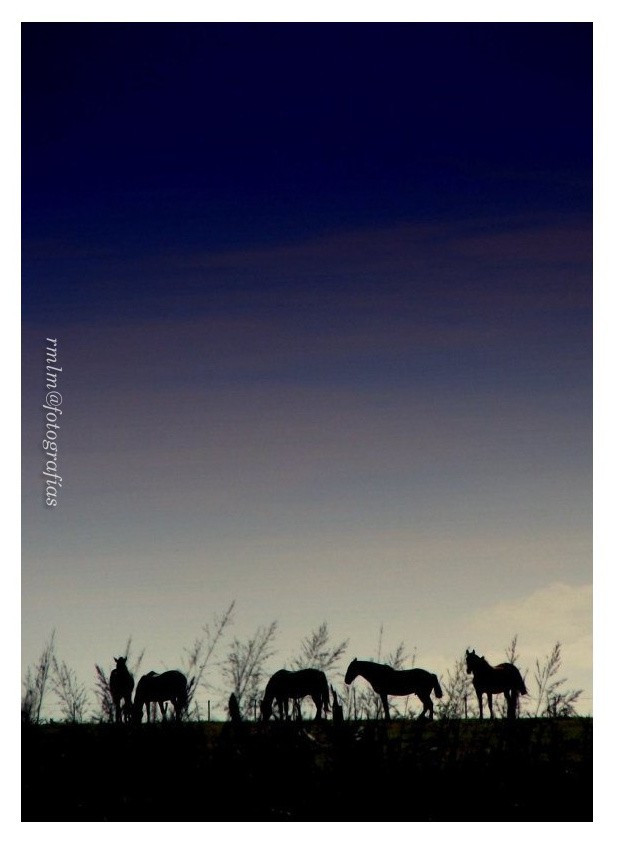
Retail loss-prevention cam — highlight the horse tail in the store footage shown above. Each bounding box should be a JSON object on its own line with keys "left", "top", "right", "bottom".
{"left": 433, "top": 674, "right": 443, "bottom": 698}
{"left": 131, "top": 688, "right": 142, "bottom": 721}
{"left": 179, "top": 677, "right": 189, "bottom": 717}
{"left": 508, "top": 664, "right": 527, "bottom": 696}
{"left": 322, "top": 673, "right": 331, "bottom": 713}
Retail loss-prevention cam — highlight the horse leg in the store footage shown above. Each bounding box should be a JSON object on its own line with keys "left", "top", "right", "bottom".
{"left": 381, "top": 694, "right": 391, "bottom": 720}
{"left": 415, "top": 693, "right": 427, "bottom": 720}
{"left": 506, "top": 690, "right": 516, "bottom": 719}
{"left": 476, "top": 690, "right": 484, "bottom": 719}
{"left": 487, "top": 693, "right": 494, "bottom": 719}
{"left": 313, "top": 694, "right": 321, "bottom": 720}
{"left": 423, "top": 692, "right": 433, "bottom": 720}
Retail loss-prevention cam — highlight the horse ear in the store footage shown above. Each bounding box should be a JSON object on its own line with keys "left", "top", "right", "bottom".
{"left": 114, "top": 657, "right": 118, "bottom": 664}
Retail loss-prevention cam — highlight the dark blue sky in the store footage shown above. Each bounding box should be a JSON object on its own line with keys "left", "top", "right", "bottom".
{"left": 22, "top": 23, "right": 592, "bottom": 718}
{"left": 23, "top": 23, "right": 591, "bottom": 322}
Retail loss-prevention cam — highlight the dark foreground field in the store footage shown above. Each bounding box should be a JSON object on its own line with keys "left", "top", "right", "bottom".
{"left": 22, "top": 717, "right": 592, "bottom": 821}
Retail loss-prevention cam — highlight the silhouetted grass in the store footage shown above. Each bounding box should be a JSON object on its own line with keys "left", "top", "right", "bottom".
{"left": 21, "top": 717, "right": 592, "bottom": 821}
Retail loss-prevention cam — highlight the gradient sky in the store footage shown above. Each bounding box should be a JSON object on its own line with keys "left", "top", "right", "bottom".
{"left": 22, "top": 22, "right": 592, "bottom": 717}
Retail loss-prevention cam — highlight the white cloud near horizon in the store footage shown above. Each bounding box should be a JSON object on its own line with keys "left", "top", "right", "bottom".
{"left": 468, "top": 581, "right": 591, "bottom": 649}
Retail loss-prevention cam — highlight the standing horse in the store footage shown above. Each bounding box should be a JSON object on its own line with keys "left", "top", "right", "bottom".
{"left": 465, "top": 649, "right": 527, "bottom": 719}
{"left": 260, "top": 668, "right": 331, "bottom": 721}
{"left": 109, "top": 656, "right": 134, "bottom": 723}
{"left": 345, "top": 657, "right": 443, "bottom": 720}
{"left": 133, "top": 670, "right": 188, "bottom": 723}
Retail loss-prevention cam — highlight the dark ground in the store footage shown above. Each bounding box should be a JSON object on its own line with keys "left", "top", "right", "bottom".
{"left": 22, "top": 717, "right": 592, "bottom": 821}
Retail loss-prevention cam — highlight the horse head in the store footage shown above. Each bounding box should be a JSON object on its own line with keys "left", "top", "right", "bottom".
{"left": 259, "top": 696, "right": 273, "bottom": 722}
{"left": 131, "top": 672, "right": 153, "bottom": 722}
{"left": 465, "top": 649, "right": 477, "bottom": 674}
{"left": 344, "top": 658, "right": 358, "bottom": 685}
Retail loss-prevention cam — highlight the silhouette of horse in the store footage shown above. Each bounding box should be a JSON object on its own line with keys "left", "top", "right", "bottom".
{"left": 465, "top": 649, "right": 527, "bottom": 719}
{"left": 133, "top": 670, "right": 188, "bottom": 723}
{"left": 345, "top": 657, "right": 443, "bottom": 720}
{"left": 109, "top": 656, "right": 134, "bottom": 723}
{"left": 260, "top": 668, "right": 331, "bottom": 721}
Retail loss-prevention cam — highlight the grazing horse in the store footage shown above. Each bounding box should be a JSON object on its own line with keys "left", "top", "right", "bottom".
{"left": 345, "top": 657, "right": 443, "bottom": 720}
{"left": 133, "top": 670, "right": 188, "bottom": 723}
{"left": 465, "top": 649, "right": 527, "bottom": 719}
{"left": 109, "top": 656, "right": 134, "bottom": 723}
{"left": 260, "top": 668, "right": 331, "bottom": 721}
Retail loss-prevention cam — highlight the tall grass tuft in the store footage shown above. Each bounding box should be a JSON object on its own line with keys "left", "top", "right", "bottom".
{"left": 22, "top": 630, "right": 56, "bottom": 724}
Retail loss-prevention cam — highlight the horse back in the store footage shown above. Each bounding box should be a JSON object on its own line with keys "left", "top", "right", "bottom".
{"left": 158, "top": 670, "right": 187, "bottom": 697}
{"left": 497, "top": 662, "right": 523, "bottom": 681}
{"left": 137, "top": 669, "right": 187, "bottom": 702}
{"left": 298, "top": 668, "right": 329, "bottom": 687}
{"left": 389, "top": 667, "right": 436, "bottom": 695}
{"left": 266, "top": 668, "right": 329, "bottom": 701}
{"left": 499, "top": 662, "right": 527, "bottom": 694}
{"left": 476, "top": 662, "right": 525, "bottom": 694}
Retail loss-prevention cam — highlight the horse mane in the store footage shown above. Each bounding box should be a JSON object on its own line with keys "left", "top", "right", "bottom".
{"left": 363, "top": 659, "right": 395, "bottom": 673}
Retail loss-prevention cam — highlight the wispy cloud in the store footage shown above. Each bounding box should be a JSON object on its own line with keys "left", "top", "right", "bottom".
{"left": 470, "top": 578, "right": 590, "bottom": 640}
